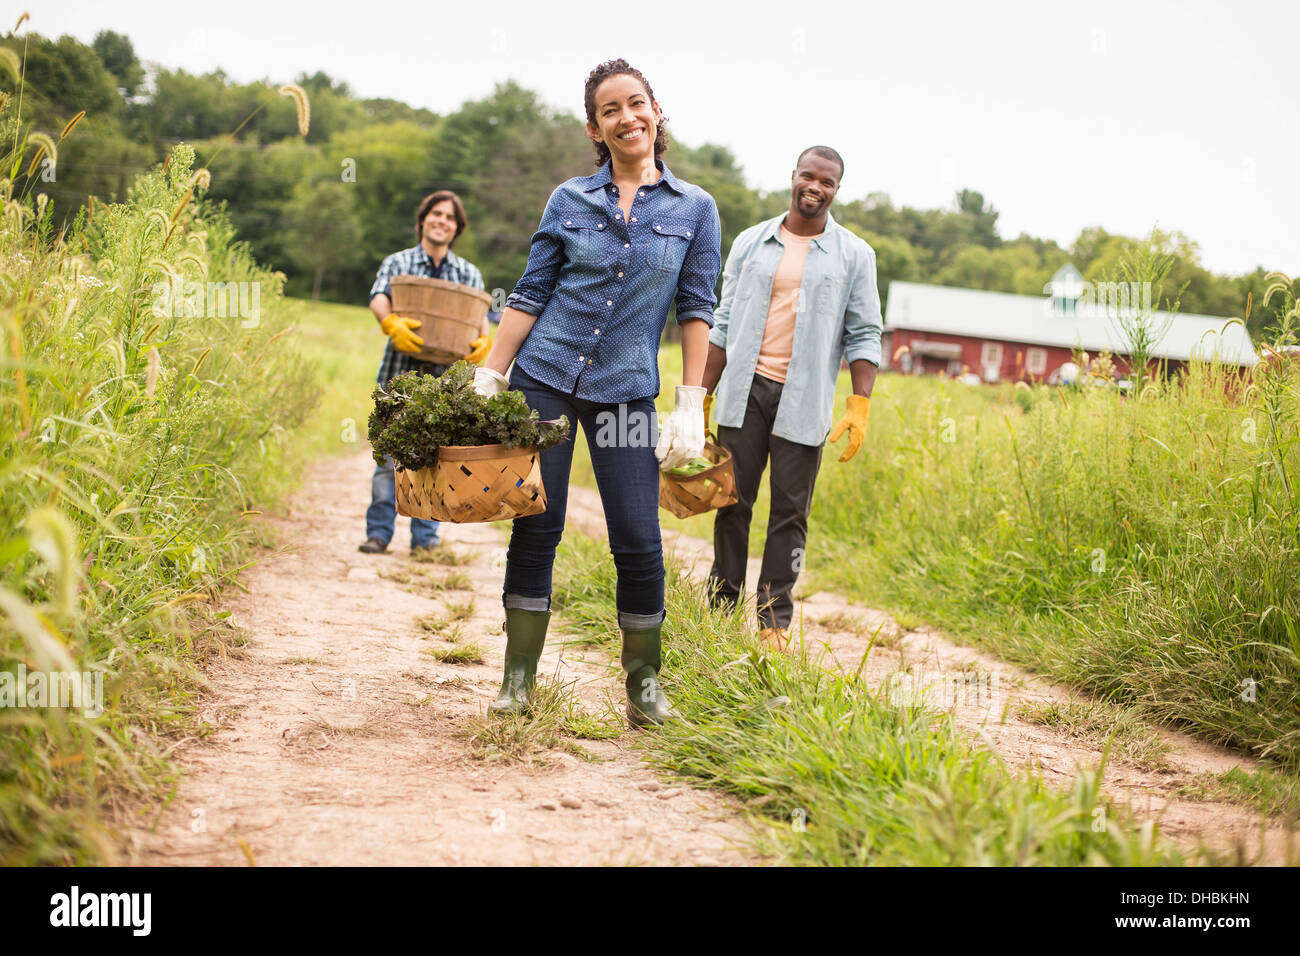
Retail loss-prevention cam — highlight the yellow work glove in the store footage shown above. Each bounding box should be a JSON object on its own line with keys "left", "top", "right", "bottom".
{"left": 380, "top": 314, "right": 424, "bottom": 354}
{"left": 828, "top": 394, "right": 871, "bottom": 462}
{"left": 703, "top": 393, "right": 714, "bottom": 431}
{"left": 465, "top": 335, "right": 491, "bottom": 365}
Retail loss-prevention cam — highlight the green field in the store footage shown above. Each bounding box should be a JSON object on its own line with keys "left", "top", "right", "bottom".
{"left": 292, "top": 296, "right": 1300, "bottom": 772}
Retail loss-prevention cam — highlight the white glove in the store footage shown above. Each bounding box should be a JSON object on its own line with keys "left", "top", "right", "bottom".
{"left": 655, "top": 385, "right": 706, "bottom": 472}
{"left": 473, "top": 367, "right": 509, "bottom": 397}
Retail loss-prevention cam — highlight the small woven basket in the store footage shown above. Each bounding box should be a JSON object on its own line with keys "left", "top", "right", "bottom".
{"left": 658, "top": 439, "right": 738, "bottom": 518}
{"left": 389, "top": 275, "right": 492, "bottom": 364}
{"left": 395, "top": 444, "right": 547, "bottom": 523}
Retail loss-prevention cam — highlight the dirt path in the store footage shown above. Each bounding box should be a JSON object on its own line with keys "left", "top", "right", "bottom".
{"left": 563, "top": 485, "right": 1297, "bottom": 865}
{"left": 122, "top": 452, "right": 754, "bottom": 866}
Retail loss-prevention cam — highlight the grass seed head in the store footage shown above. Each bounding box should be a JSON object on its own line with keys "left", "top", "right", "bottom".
{"left": 277, "top": 83, "right": 311, "bottom": 136}
{"left": 145, "top": 346, "right": 160, "bottom": 397}
{"left": 24, "top": 132, "right": 56, "bottom": 176}
{"left": 59, "top": 110, "right": 85, "bottom": 141}
{"left": 0, "top": 47, "right": 20, "bottom": 83}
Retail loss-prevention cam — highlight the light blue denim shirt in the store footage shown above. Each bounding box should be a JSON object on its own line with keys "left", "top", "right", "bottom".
{"left": 709, "top": 212, "right": 882, "bottom": 447}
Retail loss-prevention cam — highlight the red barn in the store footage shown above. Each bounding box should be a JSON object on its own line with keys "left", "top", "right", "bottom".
{"left": 881, "top": 264, "right": 1258, "bottom": 384}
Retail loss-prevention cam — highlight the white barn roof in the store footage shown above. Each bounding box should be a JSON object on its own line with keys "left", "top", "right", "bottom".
{"left": 885, "top": 280, "right": 1258, "bottom": 366}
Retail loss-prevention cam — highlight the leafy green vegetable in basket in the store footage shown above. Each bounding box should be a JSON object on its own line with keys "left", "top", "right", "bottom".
{"left": 668, "top": 456, "right": 714, "bottom": 477}
{"left": 369, "top": 361, "right": 570, "bottom": 472}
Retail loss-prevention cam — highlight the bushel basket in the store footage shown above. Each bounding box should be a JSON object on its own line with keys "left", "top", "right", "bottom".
{"left": 396, "top": 444, "right": 547, "bottom": 523}
{"left": 659, "top": 439, "right": 738, "bottom": 518}
{"left": 389, "top": 275, "right": 492, "bottom": 364}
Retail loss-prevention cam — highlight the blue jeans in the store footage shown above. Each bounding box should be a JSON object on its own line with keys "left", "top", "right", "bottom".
{"left": 366, "top": 454, "right": 441, "bottom": 549}
{"left": 503, "top": 366, "right": 664, "bottom": 628}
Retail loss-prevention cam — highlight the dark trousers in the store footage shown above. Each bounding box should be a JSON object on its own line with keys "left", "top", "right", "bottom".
{"left": 502, "top": 365, "right": 664, "bottom": 626}
{"left": 366, "top": 454, "right": 441, "bottom": 548}
{"left": 367, "top": 356, "right": 449, "bottom": 547}
{"left": 709, "top": 374, "right": 824, "bottom": 630}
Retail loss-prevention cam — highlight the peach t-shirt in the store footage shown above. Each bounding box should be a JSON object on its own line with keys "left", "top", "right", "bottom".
{"left": 755, "top": 225, "right": 817, "bottom": 383}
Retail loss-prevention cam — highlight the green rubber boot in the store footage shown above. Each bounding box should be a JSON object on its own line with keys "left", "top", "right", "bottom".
{"left": 622, "top": 622, "right": 676, "bottom": 728}
{"left": 489, "top": 607, "right": 549, "bottom": 716}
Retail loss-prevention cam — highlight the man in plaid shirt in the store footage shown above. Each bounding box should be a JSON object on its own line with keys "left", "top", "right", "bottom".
{"left": 361, "top": 190, "right": 490, "bottom": 555}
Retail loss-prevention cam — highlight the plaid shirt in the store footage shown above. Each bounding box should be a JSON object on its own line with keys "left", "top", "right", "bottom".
{"left": 370, "top": 244, "right": 487, "bottom": 385}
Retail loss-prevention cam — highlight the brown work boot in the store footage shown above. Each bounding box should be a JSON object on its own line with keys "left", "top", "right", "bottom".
{"left": 758, "top": 627, "right": 790, "bottom": 653}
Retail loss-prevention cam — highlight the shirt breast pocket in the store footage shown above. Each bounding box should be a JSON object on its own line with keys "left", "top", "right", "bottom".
{"left": 816, "top": 274, "right": 843, "bottom": 313}
{"left": 559, "top": 214, "right": 610, "bottom": 268}
{"left": 648, "top": 217, "right": 695, "bottom": 274}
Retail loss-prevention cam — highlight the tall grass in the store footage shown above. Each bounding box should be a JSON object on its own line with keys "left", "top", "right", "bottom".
{"left": 1, "top": 94, "right": 317, "bottom": 861}
{"left": 551, "top": 533, "right": 1192, "bottom": 865}
{"left": 553, "top": 295, "right": 1298, "bottom": 773}
{"left": 808, "top": 314, "right": 1300, "bottom": 770}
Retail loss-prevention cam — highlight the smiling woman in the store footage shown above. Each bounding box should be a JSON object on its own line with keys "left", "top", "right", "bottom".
{"left": 469, "top": 58, "right": 722, "bottom": 729}
{"left": 583, "top": 61, "right": 671, "bottom": 173}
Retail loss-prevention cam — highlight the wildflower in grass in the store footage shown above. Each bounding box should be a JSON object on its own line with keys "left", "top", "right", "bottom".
{"left": 278, "top": 83, "right": 311, "bottom": 136}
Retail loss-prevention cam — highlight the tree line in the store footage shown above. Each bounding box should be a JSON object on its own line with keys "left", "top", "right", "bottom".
{"left": 5, "top": 27, "right": 1292, "bottom": 339}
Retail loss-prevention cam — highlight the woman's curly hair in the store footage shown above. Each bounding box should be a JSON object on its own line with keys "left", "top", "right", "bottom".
{"left": 583, "top": 59, "right": 670, "bottom": 169}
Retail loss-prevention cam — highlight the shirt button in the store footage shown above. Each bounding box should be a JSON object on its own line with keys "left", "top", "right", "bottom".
{"left": 598, "top": 223, "right": 605, "bottom": 229}
{"left": 606, "top": 300, "right": 613, "bottom": 306}
{"left": 587, "top": 360, "right": 593, "bottom": 366}
{"left": 623, "top": 243, "right": 629, "bottom": 249}
{"left": 655, "top": 225, "right": 661, "bottom": 231}
{"left": 617, "top": 271, "right": 624, "bottom": 278}
{"left": 686, "top": 231, "right": 692, "bottom": 237}
{"left": 638, "top": 191, "right": 645, "bottom": 197}
{"left": 565, "top": 220, "right": 571, "bottom": 225}
{"left": 594, "top": 329, "right": 600, "bottom": 334}
{"left": 579, "top": 355, "right": 584, "bottom": 361}
{"left": 631, "top": 216, "right": 637, "bottom": 222}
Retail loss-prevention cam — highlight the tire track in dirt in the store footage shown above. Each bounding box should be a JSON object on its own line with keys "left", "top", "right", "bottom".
{"left": 121, "top": 452, "right": 757, "bottom": 866}
{"left": 563, "top": 484, "right": 1297, "bottom": 865}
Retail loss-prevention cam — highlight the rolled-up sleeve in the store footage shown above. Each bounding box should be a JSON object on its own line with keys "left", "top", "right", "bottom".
{"left": 505, "top": 189, "right": 566, "bottom": 316}
{"left": 708, "top": 228, "right": 750, "bottom": 349}
{"left": 842, "top": 244, "right": 883, "bottom": 366}
{"left": 369, "top": 253, "right": 399, "bottom": 300}
{"left": 674, "top": 195, "right": 721, "bottom": 326}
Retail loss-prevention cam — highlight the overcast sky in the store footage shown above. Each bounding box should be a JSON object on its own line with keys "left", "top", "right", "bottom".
{"left": 18, "top": 0, "right": 1299, "bottom": 277}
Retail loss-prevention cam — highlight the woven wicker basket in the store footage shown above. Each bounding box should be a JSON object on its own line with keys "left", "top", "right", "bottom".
{"left": 389, "top": 275, "right": 492, "bottom": 364}
{"left": 659, "top": 439, "right": 738, "bottom": 518}
{"left": 395, "top": 444, "right": 547, "bottom": 523}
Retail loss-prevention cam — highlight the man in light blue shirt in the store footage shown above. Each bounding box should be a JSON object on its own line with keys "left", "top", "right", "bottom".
{"left": 701, "top": 146, "right": 882, "bottom": 650}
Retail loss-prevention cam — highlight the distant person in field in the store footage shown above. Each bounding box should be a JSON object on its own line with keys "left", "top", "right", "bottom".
{"left": 702, "top": 146, "right": 883, "bottom": 651}
{"left": 359, "top": 190, "right": 491, "bottom": 556}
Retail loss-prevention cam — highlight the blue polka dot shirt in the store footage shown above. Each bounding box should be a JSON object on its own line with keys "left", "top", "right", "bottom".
{"left": 505, "top": 159, "right": 721, "bottom": 403}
